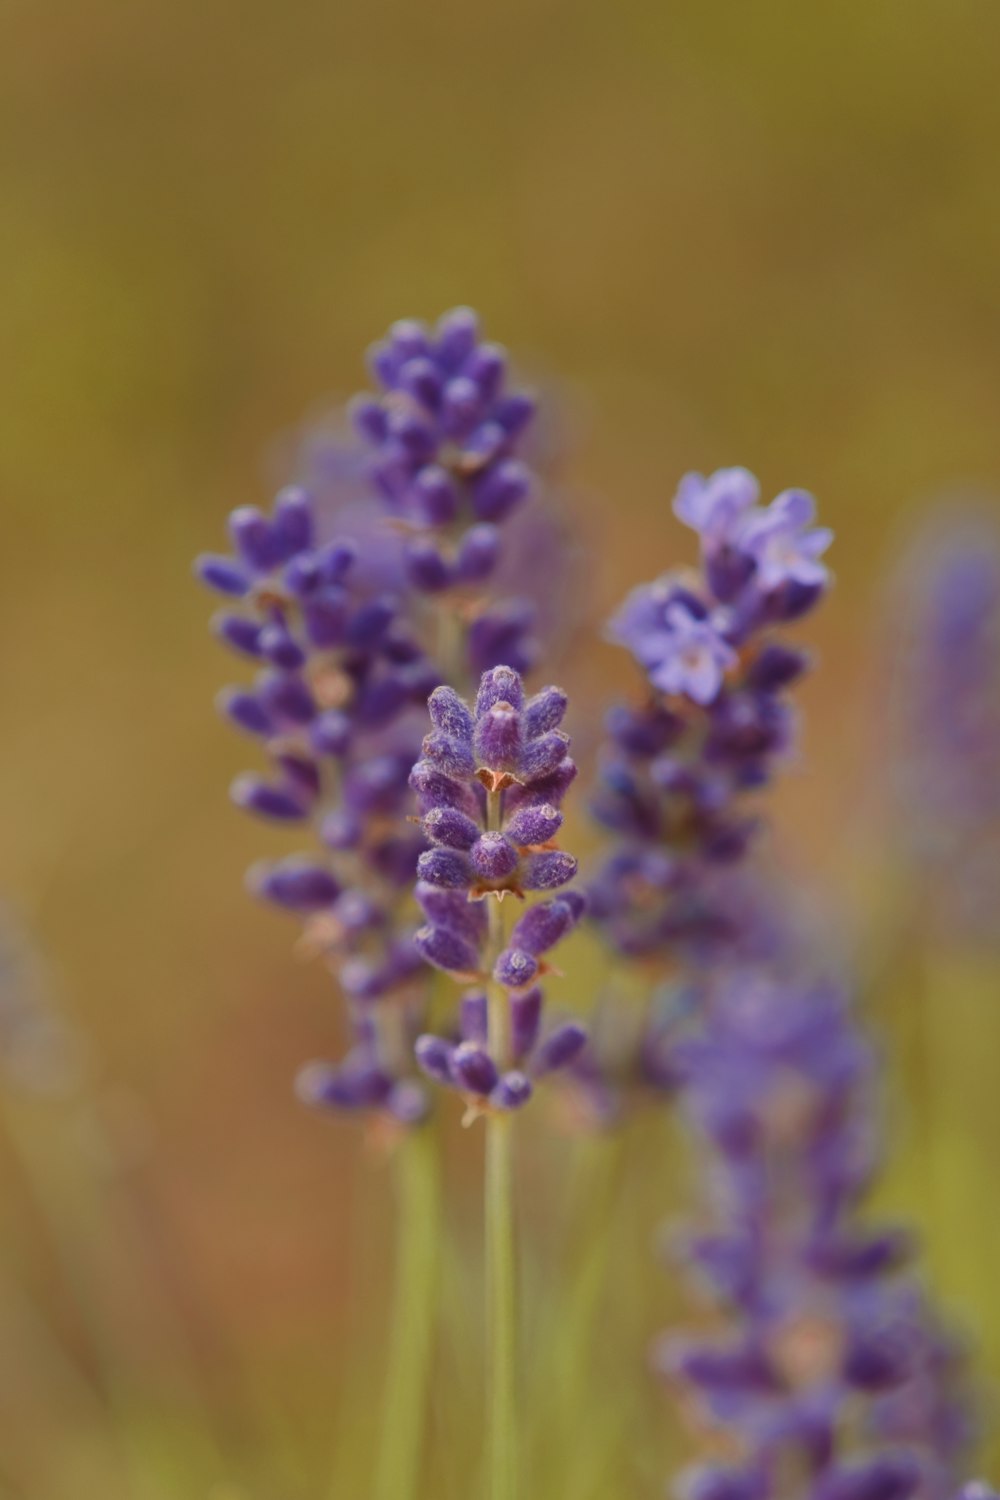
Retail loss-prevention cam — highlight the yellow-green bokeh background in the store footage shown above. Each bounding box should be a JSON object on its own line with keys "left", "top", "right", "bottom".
{"left": 2, "top": 0, "right": 1000, "bottom": 1494}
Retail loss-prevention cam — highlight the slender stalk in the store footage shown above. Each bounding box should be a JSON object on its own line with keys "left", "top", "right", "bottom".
{"left": 374, "top": 1124, "right": 441, "bottom": 1500}
{"left": 485, "top": 876, "right": 517, "bottom": 1500}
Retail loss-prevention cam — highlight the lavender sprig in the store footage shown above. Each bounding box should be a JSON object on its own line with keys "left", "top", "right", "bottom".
{"left": 410, "top": 665, "right": 587, "bottom": 1113}
{"left": 196, "top": 483, "right": 435, "bottom": 1124}
{"left": 590, "top": 467, "right": 832, "bottom": 965}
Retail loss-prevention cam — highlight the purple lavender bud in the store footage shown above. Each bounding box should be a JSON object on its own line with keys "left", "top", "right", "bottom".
{"left": 423, "top": 731, "right": 477, "bottom": 780}
{"left": 416, "top": 848, "right": 470, "bottom": 889}
{"left": 491, "top": 1071, "right": 533, "bottom": 1110}
{"left": 468, "top": 601, "right": 537, "bottom": 678}
{"left": 414, "top": 924, "right": 480, "bottom": 977}
{"left": 524, "top": 686, "right": 568, "bottom": 738}
{"left": 284, "top": 553, "right": 323, "bottom": 596}
{"left": 511, "top": 987, "right": 542, "bottom": 1060}
{"left": 386, "top": 1079, "right": 429, "bottom": 1125}
{"left": 231, "top": 775, "right": 308, "bottom": 821}
{"left": 434, "top": 305, "right": 479, "bottom": 369}
{"left": 297, "top": 1060, "right": 389, "bottom": 1110}
{"left": 423, "top": 806, "right": 481, "bottom": 851}
{"left": 414, "top": 1034, "right": 455, "bottom": 1084}
{"left": 213, "top": 612, "right": 264, "bottom": 658}
{"left": 493, "top": 948, "right": 539, "bottom": 990}
{"left": 470, "top": 834, "right": 519, "bottom": 882}
{"left": 505, "top": 803, "right": 563, "bottom": 847}
{"left": 416, "top": 883, "right": 487, "bottom": 941}
{"left": 317, "top": 540, "right": 357, "bottom": 585}
{"left": 474, "top": 703, "right": 522, "bottom": 774}
{"left": 494, "top": 392, "right": 535, "bottom": 437}
{"left": 428, "top": 686, "right": 476, "bottom": 744}
{"left": 533, "top": 1022, "right": 587, "bottom": 1075}
{"left": 303, "top": 589, "right": 349, "bottom": 648}
{"left": 229, "top": 506, "right": 280, "bottom": 574}
{"left": 310, "top": 710, "right": 353, "bottom": 758}
{"left": 519, "top": 731, "right": 570, "bottom": 783}
{"left": 441, "top": 376, "right": 483, "bottom": 438}
{"left": 476, "top": 665, "right": 525, "bottom": 715}
{"left": 472, "top": 460, "right": 530, "bottom": 522}
{"left": 521, "top": 850, "right": 578, "bottom": 891}
{"left": 509, "top": 896, "right": 579, "bottom": 955}
{"left": 347, "top": 595, "right": 397, "bottom": 649}
{"left": 259, "top": 622, "right": 307, "bottom": 670}
{"left": 349, "top": 394, "right": 389, "bottom": 444}
{"left": 456, "top": 524, "right": 501, "bottom": 583}
{"left": 355, "top": 674, "right": 410, "bottom": 729}
{"left": 843, "top": 1327, "right": 912, "bottom": 1392}
{"left": 745, "top": 643, "right": 808, "bottom": 691}
{"left": 405, "top": 539, "right": 455, "bottom": 593}
{"left": 814, "top": 1457, "right": 921, "bottom": 1500}
{"left": 218, "top": 688, "right": 273, "bottom": 736}
{"left": 250, "top": 858, "right": 340, "bottom": 911}
{"left": 410, "top": 759, "right": 471, "bottom": 812}
{"left": 259, "top": 671, "right": 315, "bottom": 725}
{"left": 411, "top": 466, "right": 459, "bottom": 526}
{"left": 196, "top": 554, "right": 250, "bottom": 596}
{"left": 399, "top": 356, "right": 443, "bottom": 411}
{"left": 679, "top": 1466, "right": 767, "bottom": 1500}
{"left": 460, "top": 990, "right": 489, "bottom": 1043}
{"left": 450, "top": 1042, "right": 499, "bottom": 1095}
{"left": 320, "top": 808, "right": 362, "bottom": 849}
{"left": 465, "top": 342, "right": 506, "bottom": 400}
{"left": 272, "top": 486, "right": 314, "bottom": 554}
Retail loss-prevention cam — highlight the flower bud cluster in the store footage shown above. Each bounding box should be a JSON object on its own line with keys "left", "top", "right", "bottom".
{"left": 409, "top": 666, "right": 587, "bottom": 1111}
{"left": 196, "top": 483, "right": 435, "bottom": 1122}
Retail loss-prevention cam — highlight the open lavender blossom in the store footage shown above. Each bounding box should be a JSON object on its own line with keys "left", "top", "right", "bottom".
{"left": 410, "top": 665, "right": 587, "bottom": 1111}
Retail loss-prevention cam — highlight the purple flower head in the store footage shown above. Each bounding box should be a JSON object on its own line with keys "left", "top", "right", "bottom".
{"left": 411, "top": 665, "right": 586, "bottom": 1112}
{"left": 349, "top": 309, "right": 537, "bottom": 596}
{"left": 590, "top": 467, "right": 832, "bottom": 988}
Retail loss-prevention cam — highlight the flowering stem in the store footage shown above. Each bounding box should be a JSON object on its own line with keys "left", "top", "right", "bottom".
{"left": 374, "top": 1123, "right": 441, "bottom": 1500}
{"left": 486, "top": 886, "right": 518, "bottom": 1500}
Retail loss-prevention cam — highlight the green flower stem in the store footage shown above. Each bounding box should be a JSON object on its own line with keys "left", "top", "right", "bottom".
{"left": 374, "top": 1122, "right": 442, "bottom": 1500}
{"left": 485, "top": 877, "right": 517, "bottom": 1500}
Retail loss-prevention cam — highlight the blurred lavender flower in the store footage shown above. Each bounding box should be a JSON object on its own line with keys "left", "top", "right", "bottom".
{"left": 411, "top": 665, "right": 587, "bottom": 1111}
{"left": 658, "top": 974, "right": 973, "bottom": 1500}
{"left": 0, "top": 905, "right": 83, "bottom": 1097}
{"left": 196, "top": 481, "right": 436, "bottom": 1123}
{"left": 886, "top": 509, "right": 1000, "bottom": 945}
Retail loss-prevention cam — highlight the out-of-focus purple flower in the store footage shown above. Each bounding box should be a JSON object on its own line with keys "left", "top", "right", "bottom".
{"left": 673, "top": 467, "right": 760, "bottom": 547}
{"left": 660, "top": 973, "right": 973, "bottom": 1500}
{"left": 410, "top": 665, "right": 587, "bottom": 1111}
{"left": 610, "top": 598, "right": 737, "bottom": 706}
{"left": 885, "top": 509, "right": 1000, "bottom": 947}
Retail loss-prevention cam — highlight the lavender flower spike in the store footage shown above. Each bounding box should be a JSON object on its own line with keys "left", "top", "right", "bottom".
{"left": 411, "top": 665, "right": 587, "bottom": 1111}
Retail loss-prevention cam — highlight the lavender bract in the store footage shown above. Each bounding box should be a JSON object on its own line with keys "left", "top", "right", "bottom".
{"left": 410, "top": 665, "right": 587, "bottom": 1111}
